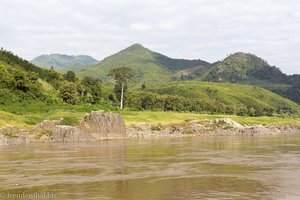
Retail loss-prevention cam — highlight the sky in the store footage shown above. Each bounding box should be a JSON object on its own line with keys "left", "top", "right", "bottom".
{"left": 0, "top": 0, "right": 299, "bottom": 74}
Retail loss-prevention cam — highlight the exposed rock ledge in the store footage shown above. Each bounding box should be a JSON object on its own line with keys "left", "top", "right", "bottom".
{"left": 0, "top": 112, "right": 299, "bottom": 145}
{"left": 126, "top": 118, "right": 300, "bottom": 138}
{"left": 0, "top": 111, "right": 126, "bottom": 145}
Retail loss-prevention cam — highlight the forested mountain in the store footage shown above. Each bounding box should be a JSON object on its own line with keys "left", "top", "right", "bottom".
{"left": 31, "top": 54, "right": 98, "bottom": 73}
{"left": 202, "top": 53, "right": 300, "bottom": 103}
{"left": 78, "top": 44, "right": 210, "bottom": 87}
{"left": 204, "top": 53, "right": 287, "bottom": 83}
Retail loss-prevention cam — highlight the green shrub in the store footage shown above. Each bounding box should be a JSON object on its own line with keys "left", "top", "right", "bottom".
{"left": 61, "top": 116, "right": 80, "bottom": 126}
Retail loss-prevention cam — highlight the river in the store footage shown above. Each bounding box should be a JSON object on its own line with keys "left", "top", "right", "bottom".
{"left": 0, "top": 134, "right": 300, "bottom": 200}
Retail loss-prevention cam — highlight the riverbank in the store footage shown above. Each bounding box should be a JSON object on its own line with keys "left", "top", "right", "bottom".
{"left": 1, "top": 110, "right": 300, "bottom": 145}
{"left": 126, "top": 118, "right": 300, "bottom": 138}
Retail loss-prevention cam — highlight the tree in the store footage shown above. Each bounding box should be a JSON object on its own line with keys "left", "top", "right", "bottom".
{"left": 108, "top": 67, "right": 133, "bottom": 109}
{"left": 141, "top": 84, "right": 146, "bottom": 90}
{"left": 64, "top": 70, "right": 76, "bottom": 82}
{"left": 81, "top": 76, "right": 102, "bottom": 103}
{"left": 59, "top": 82, "right": 79, "bottom": 104}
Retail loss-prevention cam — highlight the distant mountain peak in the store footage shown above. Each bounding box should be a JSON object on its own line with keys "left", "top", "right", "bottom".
{"left": 123, "top": 43, "right": 149, "bottom": 52}
{"left": 31, "top": 54, "right": 98, "bottom": 73}
{"left": 224, "top": 52, "right": 269, "bottom": 66}
{"left": 128, "top": 43, "right": 145, "bottom": 48}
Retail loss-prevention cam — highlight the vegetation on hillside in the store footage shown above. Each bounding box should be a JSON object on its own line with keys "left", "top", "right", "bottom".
{"left": 0, "top": 49, "right": 103, "bottom": 106}
{"left": 126, "top": 81, "right": 300, "bottom": 117}
{"left": 78, "top": 44, "right": 210, "bottom": 87}
{"left": 109, "top": 67, "right": 133, "bottom": 109}
{"left": 204, "top": 52, "right": 287, "bottom": 83}
{"left": 76, "top": 44, "right": 300, "bottom": 104}
{"left": 202, "top": 52, "right": 300, "bottom": 104}
{"left": 1, "top": 47, "right": 300, "bottom": 129}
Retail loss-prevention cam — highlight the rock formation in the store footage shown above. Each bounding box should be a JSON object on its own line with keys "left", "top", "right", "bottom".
{"left": 0, "top": 111, "right": 126, "bottom": 145}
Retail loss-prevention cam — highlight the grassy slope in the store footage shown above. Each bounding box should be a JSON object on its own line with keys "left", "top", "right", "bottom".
{"left": 78, "top": 44, "right": 173, "bottom": 87}
{"left": 78, "top": 44, "right": 209, "bottom": 88}
{"left": 1, "top": 108, "right": 300, "bottom": 129}
{"left": 144, "top": 81, "right": 300, "bottom": 113}
{"left": 119, "top": 110, "right": 300, "bottom": 125}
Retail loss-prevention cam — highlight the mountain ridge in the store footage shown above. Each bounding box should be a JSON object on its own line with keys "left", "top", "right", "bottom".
{"left": 31, "top": 54, "right": 98, "bottom": 73}
{"left": 78, "top": 43, "right": 211, "bottom": 87}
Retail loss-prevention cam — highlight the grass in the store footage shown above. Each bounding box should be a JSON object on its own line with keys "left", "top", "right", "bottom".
{"left": 118, "top": 110, "right": 300, "bottom": 125}
{"left": 1, "top": 105, "right": 300, "bottom": 129}
{"left": 0, "top": 102, "right": 113, "bottom": 128}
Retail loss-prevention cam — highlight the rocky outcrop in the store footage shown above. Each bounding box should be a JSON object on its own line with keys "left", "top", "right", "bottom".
{"left": 48, "top": 111, "right": 126, "bottom": 143}
{"left": 35, "top": 119, "right": 61, "bottom": 131}
{"left": 126, "top": 118, "right": 300, "bottom": 138}
{"left": 0, "top": 111, "right": 126, "bottom": 145}
{"left": 1, "top": 114, "right": 300, "bottom": 145}
{"left": 0, "top": 126, "right": 29, "bottom": 145}
{"left": 80, "top": 111, "right": 126, "bottom": 139}
{"left": 215, "top": 118, "right": 244, "bottom": 129}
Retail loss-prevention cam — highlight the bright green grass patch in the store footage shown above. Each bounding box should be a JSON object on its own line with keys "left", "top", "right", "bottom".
{"left": 117, "top": 110, "right": 300, "bottom": 125}
{"left": 0, "top": 111, "right": 29, "bottom": 128}
{"left": 1, "top": 109, "right": 300, "bottom": 129}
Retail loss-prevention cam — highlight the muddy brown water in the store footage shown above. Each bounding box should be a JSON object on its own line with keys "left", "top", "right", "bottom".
{"left": 0, "top": 134, "right": 300, "bottom": 200}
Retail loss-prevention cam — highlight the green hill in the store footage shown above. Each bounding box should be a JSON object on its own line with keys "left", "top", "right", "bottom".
{"left": 0, "top": 49, "right": 60, "bottom": 105}
{"left": 77, "top": 45, "right": 300, "bottom": 104}
{"left": 202, "top": 52, "right": 300, "bottom": 104}
{"left": 31, "top": 54, "right": 98, "bottom": 73}
{"left": 204, "top": 52, "right": 287, "bottom": 83}
{"left": 78, "top": 44, "right": 210, "bottom": 87}
{"left": 140, "top": 81, "right": 300, "bottom": 116}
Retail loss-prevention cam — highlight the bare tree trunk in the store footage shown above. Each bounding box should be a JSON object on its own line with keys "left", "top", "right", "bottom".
{"left": 120, "top": 83, "right": 124, "bottom": 109}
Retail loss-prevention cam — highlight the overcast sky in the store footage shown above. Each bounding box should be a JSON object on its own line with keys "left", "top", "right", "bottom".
{"left": 0, "top": 0, "right": 299, "bottom": 74}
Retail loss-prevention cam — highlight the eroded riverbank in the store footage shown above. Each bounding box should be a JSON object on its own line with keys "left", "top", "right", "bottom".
{"left": 0, "top": 111, "right": 300, "bottom": 145}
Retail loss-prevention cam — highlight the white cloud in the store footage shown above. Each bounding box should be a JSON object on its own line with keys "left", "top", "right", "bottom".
{"left": 0, "top": 0, "right": 299, "bottom": 74}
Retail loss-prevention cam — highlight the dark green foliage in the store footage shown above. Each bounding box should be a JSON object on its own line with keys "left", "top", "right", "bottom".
{"left": 61, "top": 116, "right": 80, "bottom": 126}
{"left": 43, "top": 68, "right": 62, "bottom": 89}
{"left": 0, "top": 53, "right": 49, "bottom": 105}
{"left": 137, "top": 81, "right": 300, "bottom": 116}
{"left": 108, "top": 67, "right": 134, "bottom": 85}
{"left": 0, "top": 49, "right": 62, "bottom": 83}
{"left": 113, "top": 83, "right": 128, "bottom": 101}
{"left": 109, "top": 67, "right": 133, "bottom": 109}
{"left": 203, "top": 52, "right": 300, "bottom": 104}
{"left": 0, "top": 48, "right": 107, "bottom": 106}
{"left": 141, "top": 84, "right": 146, "bottom": 90}
{"left": 59, "top": 82, "right": 80, "bottom": 105}
{"left": 81, "top": 76, "right": 102, "bottom": 103}
{"left": 64, "top": 70, "right": 76, "bottom": 82}
{"left": 126, "top": 91, "right": 237, "bottom": 115}
{"left": 205, "top": 53, "right": 275, "bottom": 82}
{"left": 272, "top": 87, "right": 300, "bottom": 104}
{"left": 151, "top": 49, "right": 210, "bottom": 71}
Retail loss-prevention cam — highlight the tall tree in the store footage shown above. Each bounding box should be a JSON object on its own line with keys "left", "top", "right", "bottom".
{"left": 64, "top": 70, "right": 76, "bottom": 82}
{"left": 81, "top": 76, "right": 102, "bottom": 103}
{"left": 108, "top": 67, "right": 133, "bottom": 109}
